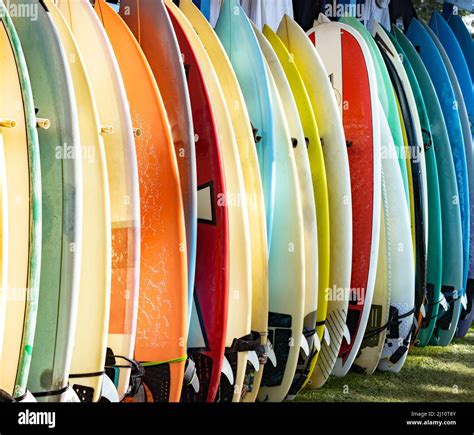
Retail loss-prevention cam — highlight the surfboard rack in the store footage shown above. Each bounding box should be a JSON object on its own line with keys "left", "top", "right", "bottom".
{"left": 36, "top": 118, "right": 51, "bottom": 130}
{"left": 100, "top": 125, "right": 114, "bottom": 135}
{"left": 0, "top": 118, "right": 16, "bottom": 128}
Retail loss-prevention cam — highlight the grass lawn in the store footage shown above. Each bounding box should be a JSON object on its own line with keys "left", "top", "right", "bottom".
{"left": 296, "top": 327, "right": 474, "bottom": 402}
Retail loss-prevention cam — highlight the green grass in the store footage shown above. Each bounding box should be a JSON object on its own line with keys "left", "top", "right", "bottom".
{"left": 296, "top": 327, "right": 474, "bottom": 402}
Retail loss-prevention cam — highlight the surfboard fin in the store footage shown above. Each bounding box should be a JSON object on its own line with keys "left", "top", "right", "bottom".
{"left": 101, "top": 374, "right": 120, "bottom": 402}
{"left": 343, "top": 324, "right": 351, "bottom": 345}
{"left": 0, "top": 119, "right": 16, "bottom": 129}
{"left": 183, "top": 358, "right": 200, "bottom": 393}
{"left": 461, "top": 294, "right": 468, "bottom": 310}
{"left": 315, "top": 13, "right": 331, "bottom": 25}
{"left": 265, "top": 340, "right": 277, "bottom": 367}
{"left": 247, "top": 351, "right": 260, "bottom": 372}
{"left": 323, "top": 326, "right": 331, "bottom": 347}
{"left": 439, "top": 293, "right": 449, "bottom": 312}
{"left": 221, "top": 356, "right": 234, "bottom": 385}
{"left": 62, "top": 387, "right": 81, "bottom": 403}
{"left": 420, "top": 303, "right": 426, "bottom": 318}
{"left": 300, "top": 334, "right": 310, "bottom": 357}
{"left": 313, "top": 331, "right": 322, "bottom": 353}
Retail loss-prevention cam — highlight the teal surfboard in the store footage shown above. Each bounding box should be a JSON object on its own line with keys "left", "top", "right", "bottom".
{"left": 215, "top": 0, "right": 277, "bottom": 247}
{"left": 386, "top": 27, "right": 442, "bottom": 347}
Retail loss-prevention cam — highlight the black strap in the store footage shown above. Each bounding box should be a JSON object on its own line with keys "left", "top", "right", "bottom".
{"left": 303, "top": 327, "right": 317, "bottom": 338}
{"left": 105, "top": 354, "right": 145, "bottom": 400}
{"left": 228, "top": 331, "right": 265, "bottom": 356}
{"left": 14, "top": 391, "right": 27, "bottom": 402}
{"left": 315, "top": 320, "right": 326, "bottom": 327}
{"left": 32, "top": 384, "right": 70, "bottom": 398}
{"left": 69, "top": 371, "right": 105, "bottom": 379}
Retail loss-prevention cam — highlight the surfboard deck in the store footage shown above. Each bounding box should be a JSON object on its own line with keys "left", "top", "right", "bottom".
{"left": 263, "top": 24, "right": 330, "bottom": 396}
{"left": 13, "top": 0, "right": 81, "bottom": 402}
{"left": 277, "top": 14, "right": 353, "bottom": 389}
{"left": 168, "top": 0, "right": 252, "bottom": 403}
{"left": 0, "top": 1, "right": 42, "bottom": 399}
{"left": 178, "top": 0, "right": 269, "bottom": 403}
{"left": 119, "top": 0, "right": 197, "bottom": 334}
{"left": 310, "top": 17, "right": 381, "bottom": 377}
{"left": 57, "top": 0, "right": 141, "bottom": 401}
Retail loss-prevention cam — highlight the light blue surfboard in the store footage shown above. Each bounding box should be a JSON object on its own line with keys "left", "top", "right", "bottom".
{"left": 215, "top": 0, "right": 276, "bottom": 247}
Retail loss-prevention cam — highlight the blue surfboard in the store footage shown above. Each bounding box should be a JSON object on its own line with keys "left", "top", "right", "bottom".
{"left": 407, "top": 19, "right": 468, "bottom": 346}
{"left": 429, "top": 12, "right": 474, "bottom": 338}
{"left": 215, "top": 0, "right": 276, "bottom": 247}
{"left": 192, "top": 0, "right": 211, "bottom": 20}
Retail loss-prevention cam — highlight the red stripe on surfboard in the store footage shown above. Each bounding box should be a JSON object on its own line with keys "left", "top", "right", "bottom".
{"left": 337, "top": 29, "right": 374, "bottom": 362}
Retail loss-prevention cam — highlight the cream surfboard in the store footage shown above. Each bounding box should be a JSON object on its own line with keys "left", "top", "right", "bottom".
{"left": 177, "top": 0, "right": 269, "bottom": 403}
{"left": 276, "top": 15, "right": 353, "bottom": 389}
{"left": 254, "top": 25, "right": 317, "bottom": 401}
{"left": 46, "top": 0, "right": 111, "bottom": 402}
{"left": 56, "top": 0, "right": 141, "bottom": 401}
{"left": 164, "top": 0, "right": 252, "bottom": 403}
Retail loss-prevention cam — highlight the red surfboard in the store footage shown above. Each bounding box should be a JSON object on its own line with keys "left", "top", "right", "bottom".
{"left": 169, "top": 11, "right": 230, "bottom": 403}
{"left": 308, "top": 20, "right": 381, "bottom": 376}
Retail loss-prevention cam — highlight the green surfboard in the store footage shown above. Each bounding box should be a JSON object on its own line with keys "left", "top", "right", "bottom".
{"left": 12, "top": 0, "right": 82, "bottom": 401}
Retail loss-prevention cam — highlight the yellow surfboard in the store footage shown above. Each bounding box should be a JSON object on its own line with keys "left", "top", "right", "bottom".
{"left": 165, "top": 0, "right": 252, "bottom": 403}
{"left": 263, "top": 25, "right": 329, "bottom": 390}
{"left": 177, "top": 0, "right": 268, "bottom": 403}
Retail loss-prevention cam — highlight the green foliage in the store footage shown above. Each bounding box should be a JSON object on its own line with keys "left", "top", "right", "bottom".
{"left": 295, "top": 328, "right": 474, "bottom": 402}
{"left": 412, "top": 0, "right": 469, "bottom": 22}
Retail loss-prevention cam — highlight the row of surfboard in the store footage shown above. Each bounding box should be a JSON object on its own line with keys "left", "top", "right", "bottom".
{"left": 0, "top": 0, "right": 471, "bottom": 404}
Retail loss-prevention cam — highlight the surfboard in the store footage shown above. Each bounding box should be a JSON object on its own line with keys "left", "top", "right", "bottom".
{"left": 215, "top": 0, "right": 276, "bottom": 250}
{"left": 57, "top": 0, "right": 140, "bottom": 401}
{"left": 193, "top": 0, "right": 211, "bottom": 19}
{"left": 373, "top": 24, "right": 427, "bottom": 351}
{"left": 393, "top": 25, "right": 463, "bottom": 349}
{"left": 309, "top": 17, "right": 381, "bottom": 377}
{"left": 96, "top": 0, "right": 190, "bottom": 401}
{"left": 253, "top": 26, "right": 307, "bottom": 403}
{"left": 423, "top": 21, "right": 470, "bottom": 346}
{"left": 376, "top": 101, "right": 415, "bottom": 373}
{"left": 44, "top": 0, "right": 110, "bottom": 403}
{"left": 12, "top": 0, "right": 81, "bottom": 402}
{"left": 119, "top": 0, "right": 197, "bottom": 333}
{"left": 340, "top": 17, "right": 409, "bottom": 206}
{"left": 166, "top": 0, "right": 252, "bottom": 403}
{"left": 163, "top": 1, "right": 230, "bottom": 404}
{"left": 425, "top": 22, "right": 470, "bottom": 345}
{"left": 177, "top": 0, "right": 269, "bottom": 403}
{"left": 429, "top": 12, "right": 474, "bottom": 339}
{"left": 446, "top": 13, "right": 474, "bottom": 337}
{"left": 255, "top": 24, "right": 318, "bottom": 401}
{"left": 277, "top": 14, "right": 353, "bottom": 389}
{"left": 262, "top": 25, "right": 330, "bottom": 396}
{"left": 383, "top": 28, "right": 442, "bottom": 348}
{"left": 407, "top": 19, "right": 467, "bottom": 347}
{"left": 0, "top": 1, "right": 42, "bottom": 399}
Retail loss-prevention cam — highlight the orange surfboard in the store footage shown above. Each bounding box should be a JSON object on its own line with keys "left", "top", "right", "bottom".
{"left": 95, "top": 0, "right": 188, "bottom": 402}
